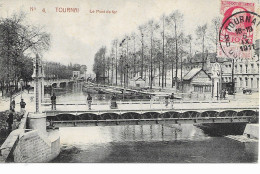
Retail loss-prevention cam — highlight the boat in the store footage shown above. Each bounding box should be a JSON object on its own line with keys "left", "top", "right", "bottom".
{"left": 82, "top": 83, "right": 99, "bottom": 94}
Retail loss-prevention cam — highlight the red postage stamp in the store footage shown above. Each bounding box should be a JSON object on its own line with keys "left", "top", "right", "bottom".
{"left": 218, "top": 0, "right": 259, "bottom": 59}
{"left": 220, "top": 0, "right": 255, "bottom": 44}
{"left": 220, "top": 0, "right": 255, "bottom": 14}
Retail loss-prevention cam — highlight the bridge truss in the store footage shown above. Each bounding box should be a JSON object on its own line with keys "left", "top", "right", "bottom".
{"left": 45, "top": 108, "right": 259, "bottom": 127}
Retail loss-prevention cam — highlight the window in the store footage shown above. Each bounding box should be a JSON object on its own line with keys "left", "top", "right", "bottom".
{"left": 240, "top": 77, "right": 243, "bottom": 87}
{"left": 204, "top": 86, "right": 211, "bottom": 92}
{"left": 235, "top": 65, "right": 237, "bottom": 72}
{"left": 246, "top": 65, "right": 248, "bottom": 73}
{"left": 240, "top": 65, "right": 242, "bottom": 73}
{"left": 245, "top": 77, "right": 248, "bottom": 87}
{"left": 257, "top": 78, "right": 259, "bottom": 89}
{"left": 251, "top": 78, "right": 253, "bottom": 88}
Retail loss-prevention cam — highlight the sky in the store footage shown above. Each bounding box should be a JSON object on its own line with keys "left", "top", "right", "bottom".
{"left": 0, "top": 0, "right": 251, "bottom": 73}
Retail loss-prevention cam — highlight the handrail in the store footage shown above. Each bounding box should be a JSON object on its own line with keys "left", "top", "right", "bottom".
{"left": 41, "top": 99, "right": 231, "bottom": 106}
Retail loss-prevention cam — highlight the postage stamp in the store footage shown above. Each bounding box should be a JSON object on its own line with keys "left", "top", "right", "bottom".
{"left": 220, "top": 0, "right": 255, "bottom": 15}
{"left": 218, "top": 0, "right": 260, "bottom": 58}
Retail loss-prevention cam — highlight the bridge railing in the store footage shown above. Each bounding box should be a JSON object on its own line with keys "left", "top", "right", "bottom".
{"left": 41, "top": 98, "right": 230, "bottom": 107}
{"left": 45, "top": 108, "right": 259, "bottom": 127}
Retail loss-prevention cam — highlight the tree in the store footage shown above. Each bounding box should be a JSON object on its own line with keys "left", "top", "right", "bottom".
{"left": 138, "top": 25, "right": 145, "bottom": 79}
{"left": 211, "top": 17, "right": 221, "bottom": 55}
{"left": 112, "top": 39, "right": 118, "bottom": 85}
{"left": 166, "top": 10, "right": 184, "bottom": 89}
{"left": 146, "top": 20, "right": 159, "bottom": 89}
{"left": 187, "top": 34, "right": 192, "bottom": 63}
{"left": 196, "top": 24, "right": 208, "bottom": 69}
{"left": 93, "top": 47, "right": 106, "bottom": 84}
{"left": 0, "top": 12, "right": 50, "bottom": 94}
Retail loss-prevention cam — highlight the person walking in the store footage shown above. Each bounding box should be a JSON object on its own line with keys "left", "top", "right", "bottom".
{"left": 223, "top": 90, "right": 226, "bottom": 99}
{"left": 10, "top": 99, "right": 15, "bottom": 111}
{"left": 165, "top": 95, "right": 169, "bottom": 108}
{"left": 51, "top": 93, "right": 56, "bottom": 110}
{"left": 20, "top": 99, "right": 26, "bottom": 113}
{"left": 110, "top": 93, "right": 118, "bottom": 109}
{"left": 6, "top": 110, "right": 14, "bottom": 131}
{"left": 170, "top": 93, "right": 174, "bottom": 109}
{"left": 87, "top": 93, "right": 92, "bottom": 110}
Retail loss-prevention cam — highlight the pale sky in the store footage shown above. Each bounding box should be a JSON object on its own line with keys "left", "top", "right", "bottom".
{"left": 0, "top": 0, "right": 241, "bottom": 73}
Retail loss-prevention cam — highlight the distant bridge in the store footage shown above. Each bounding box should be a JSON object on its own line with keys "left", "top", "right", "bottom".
{"left": 45, "top": 106, "right": 258, "bottom": 127}
{"left": 44, "top": 79, "right": 80, "bottom": 88}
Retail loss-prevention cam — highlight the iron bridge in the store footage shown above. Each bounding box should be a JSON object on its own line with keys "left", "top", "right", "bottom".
{"left": 45, "top": 108, "right": 259, "bottom": 127}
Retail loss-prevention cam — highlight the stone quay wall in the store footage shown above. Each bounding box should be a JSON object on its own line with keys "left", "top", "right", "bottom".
{"left": 0, "top": 111, "right": 60, "bottom": 163}
{"left": 13, "top": 130, "right": 60, "bottom": 163}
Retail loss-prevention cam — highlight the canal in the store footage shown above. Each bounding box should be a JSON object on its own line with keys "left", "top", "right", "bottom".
{"left": 48, "top": 82, "right": 258, "bottom": 163}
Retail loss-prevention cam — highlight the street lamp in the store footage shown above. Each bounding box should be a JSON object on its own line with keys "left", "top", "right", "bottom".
{"left": 19, "top": 79, "right": 24, "bottom": 99}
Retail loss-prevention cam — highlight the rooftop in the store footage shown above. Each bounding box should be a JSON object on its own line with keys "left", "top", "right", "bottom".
{"left": 183, "top": 68, "right": 202, "bottom": 80}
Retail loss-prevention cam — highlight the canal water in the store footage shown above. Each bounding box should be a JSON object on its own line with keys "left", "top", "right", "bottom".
{"left": 49, "top": 83, "right": 258, "bottom": 163}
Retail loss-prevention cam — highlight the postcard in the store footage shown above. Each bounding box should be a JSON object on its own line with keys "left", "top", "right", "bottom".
{"left": 0, "top": 0, "right": 259, "bottom": 163}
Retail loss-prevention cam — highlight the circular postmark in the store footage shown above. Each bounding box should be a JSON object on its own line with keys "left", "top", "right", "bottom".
{"left": 219, "top": 11, "right": 260, "bottom": 59}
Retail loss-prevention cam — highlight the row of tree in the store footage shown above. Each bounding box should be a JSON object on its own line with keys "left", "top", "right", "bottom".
{"left": 0, "top": 12, "right": 50, "bottom": 95}
{"left": 44, "top": 62, "right": 85, "bottom": 80}
{"left": 93, "top": 10, "right": 221, "bottom": 89}
{"left": 0, "top": 12, "right": 85, "bottom": 96}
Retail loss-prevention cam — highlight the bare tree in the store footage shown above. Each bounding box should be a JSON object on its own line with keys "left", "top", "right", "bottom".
{"left": 211, "top": 17, "right": 221, "bottom": 55}
{"left": 166, "top": 10, "right": 184, "bottom": 89}
{"left": 138, "top": 25, "right": 145, "bottom": 79}
{"left": 160, "top": 14, "right": 166, "bottom": 88}
{"left": 187, "top": 34, "right": 192, "bottom": 63}
{"left": 144, "top": 20, "right": 159, "bottom": 89}
{"left": 112, "top": 39, "right": 118, "bottom": 85}
{"left": 196, "top": 24, "right": 208, "bottom": 69}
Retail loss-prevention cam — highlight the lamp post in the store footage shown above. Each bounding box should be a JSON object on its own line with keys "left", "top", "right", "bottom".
{"left": 19, "top": 79, "right": 24, "bottom": 99}
{"left": 28, "top": 54, "right": 47, "bottom": 134}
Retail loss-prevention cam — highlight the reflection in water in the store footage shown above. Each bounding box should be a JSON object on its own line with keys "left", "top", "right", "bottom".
{"left": 51, "top": 124, "right": 258, "bottom": 163}
{"left": 50, "top": 83, "right": 258, "bottom": 163}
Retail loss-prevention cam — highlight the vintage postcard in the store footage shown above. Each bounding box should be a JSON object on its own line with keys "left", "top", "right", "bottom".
{"left": 0, "top": 0, "right": 259, "bottom": 164}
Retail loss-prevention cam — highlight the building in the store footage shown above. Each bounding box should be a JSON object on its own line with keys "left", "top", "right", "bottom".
{"left": 211, "top": 39, "right": 260, "bottom": 92}
{"left": 182, "top": 68, "right": 212, "bottom": 93}
{"left": 233, "top": 57, "right": 259, "bottom": 91}
{"left": 153, "top": 68, "right": 189, "bottom": 88}
{"left": 209, "top": 56, "right": 259, "bottom": 92}
{"left": 72, "top": 71, "right": 80, "bottom": 79}
{"left": 129, "top": 76, "right": 145, "bottom": 88}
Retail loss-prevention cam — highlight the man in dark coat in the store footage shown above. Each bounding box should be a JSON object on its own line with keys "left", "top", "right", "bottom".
{"left": 165, "top": 95, "right": 169, "bottom": 107}
{"left": 20, "top": 98, "right": 26, "bottom": 113}
{"left": 223, "top": 90, "right": 226, "bottom": 99}
{"left": 10, "top": 99, "right": 15, "bottom": 111}
{"left": 111, "top": 93, "right": 118, "bottom": 109}
{"left": 6, "top": 110, "right": 14, "bottom": 131}
{"left": 87, "top": 93, "right": 92, "bottom": 110}
{"left": 169, "top": 93, "right": 174, "bottom": 109}
{"left": 51, "top": 93, "right": 57, "bottom": 110}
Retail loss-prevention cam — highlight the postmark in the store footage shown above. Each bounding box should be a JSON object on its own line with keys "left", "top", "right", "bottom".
{"left": 219, "top": 10, "right": 260, "bottom": 59}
